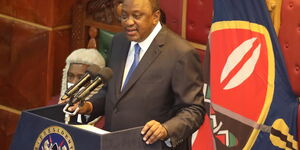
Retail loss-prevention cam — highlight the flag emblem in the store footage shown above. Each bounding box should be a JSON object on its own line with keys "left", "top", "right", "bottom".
{"left": 210, "top": 21, "right": 276, "bottom": 148}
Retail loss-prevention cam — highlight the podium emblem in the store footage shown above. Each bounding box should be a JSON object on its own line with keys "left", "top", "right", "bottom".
{"left": 34, "top": 126, "right": 75, "bottom": 150}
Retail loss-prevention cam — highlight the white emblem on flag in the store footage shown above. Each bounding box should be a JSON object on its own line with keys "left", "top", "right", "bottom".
{"left": 221, "top": 37, "right": 261, "bottom": 90}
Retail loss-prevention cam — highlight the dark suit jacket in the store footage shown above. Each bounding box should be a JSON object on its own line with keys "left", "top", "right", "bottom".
{"left": 89, "top": 26, "right": 206, "bottom": 150}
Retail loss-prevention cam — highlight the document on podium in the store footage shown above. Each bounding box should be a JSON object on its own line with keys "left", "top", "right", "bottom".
{"left": 72, "top": 124, "right": 110, "bottom": 135}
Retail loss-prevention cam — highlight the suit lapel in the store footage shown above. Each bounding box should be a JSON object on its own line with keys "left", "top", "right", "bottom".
{"left": 114, "top": 40, "right": 131, "bottom": 100}
{"left": 116, "top": 26, "right": 168, "bottom": 101}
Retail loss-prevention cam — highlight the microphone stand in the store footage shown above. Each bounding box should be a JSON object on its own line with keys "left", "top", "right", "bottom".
{"left": 63, "top": 98, "right": 84, "bottom": 124}
{"left": 62, "top": 77, "right": 106, "bottom": 124}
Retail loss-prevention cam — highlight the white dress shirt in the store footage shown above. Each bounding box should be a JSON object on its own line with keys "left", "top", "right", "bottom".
{"left": 121, "top": 22, "right": 162, "bottom": 90}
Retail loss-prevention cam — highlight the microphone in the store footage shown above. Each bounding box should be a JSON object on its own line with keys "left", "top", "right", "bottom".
{"left": 61, "top": 65, "right": 101, "bottom": 100}
{"left": 69, "top": 67, "right": 113, "bottom": 104}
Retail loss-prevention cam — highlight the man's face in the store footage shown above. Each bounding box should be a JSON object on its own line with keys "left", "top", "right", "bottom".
{"left": 121, "top": 0, "right": 160, "bottom": 42}
{"left": 67, "top": 63, "right": 89, "bottom": 84}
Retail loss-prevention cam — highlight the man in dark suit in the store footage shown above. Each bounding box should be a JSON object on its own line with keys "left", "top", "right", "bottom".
{"left": 70, "top": 0, "right": 206, "bottom": 149}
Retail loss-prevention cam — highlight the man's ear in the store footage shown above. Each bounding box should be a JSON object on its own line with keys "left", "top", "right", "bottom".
{"left": 153, "top": 10, "right": 161, "bottom": 24}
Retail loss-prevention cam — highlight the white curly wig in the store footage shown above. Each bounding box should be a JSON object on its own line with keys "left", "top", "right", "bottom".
{"left": 60, "top": 48, "right": 105, "bottom": 99}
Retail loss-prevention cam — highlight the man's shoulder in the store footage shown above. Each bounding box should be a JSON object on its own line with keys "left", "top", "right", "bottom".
{"left": 113, "top": 32, "right": 127, "bottom": 41}
{"left": 162, "top": 27, "right": 194, "bottom": 51}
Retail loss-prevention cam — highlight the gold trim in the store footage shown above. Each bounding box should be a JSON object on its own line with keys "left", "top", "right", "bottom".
{"left": 53, "top": 25, "right": 72, "bottom": 30}
{"left": 265, "top": 0, "right": 282, "bottom": 35}
{"left": 0, "top": 13, "right": 72, "bottom": 31}
{"left": 189, "top": 41, "right": 207, "bottom": 50}
{"left": 0, "top": 105, "right": 21, "bottom": 115}
{"left": 181, "top": 0, "right": 187, "bottom": 39}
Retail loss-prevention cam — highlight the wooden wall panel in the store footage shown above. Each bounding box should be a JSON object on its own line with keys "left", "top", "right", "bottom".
{"left": 0, "top": 0, "right": 76, "bottom": 27}
{"left": 0, "top": 18, "right": 49, "bottom": 110}
{"left": 0, "top": 1, "right": 77, "bottom": 149}
{"left": 0, "top": 0, "right": 15, "bottom": 18}
{"left": 0, "top": 110, "right": 20, "bottom": 150}
{"left": 51, "top": 29, "right": 72, "bottom": 97}
{"left": 52, "top": 0, "right": 77, "bottom": 26}
{"left": 0, "top": 0, "right": 52, "bottom": 26}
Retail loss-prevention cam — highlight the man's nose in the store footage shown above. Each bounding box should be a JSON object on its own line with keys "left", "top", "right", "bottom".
{"left": 74, "top": 77, "right": 81, "bottom": 84}
{"left": 124, "top": 17, "right": 135, "bottom": 26}
{"left": 70, "top": 77, "right": 80, "bottom": 84}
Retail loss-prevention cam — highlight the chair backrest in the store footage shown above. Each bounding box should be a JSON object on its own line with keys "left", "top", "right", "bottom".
{"left": 277, "top": 0, "right": 300, "bottom": 147}
{"left": 97, "top": 29, "right": 115, "bottom": 62}
{"left": 278, "top": 0, "right": 300, "bottom": 96}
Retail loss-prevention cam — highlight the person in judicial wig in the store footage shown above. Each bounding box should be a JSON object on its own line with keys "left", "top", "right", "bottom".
{"left": 58, "top": 48, "right": 106, "bottom": 126}
{"left": 59, "top": 48, "right": 105, "bottom": 104}
{"left": 67, "top": 0, "right": 206, "bottom": 149}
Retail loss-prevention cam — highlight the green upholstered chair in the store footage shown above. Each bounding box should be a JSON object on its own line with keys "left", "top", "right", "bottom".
{"left": 97, "top": 29, "right": 116, "bottom": 63}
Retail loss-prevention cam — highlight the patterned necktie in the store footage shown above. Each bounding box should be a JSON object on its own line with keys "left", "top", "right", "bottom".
{"left": 123, "top": 43, "right": 141, "bottom": 89}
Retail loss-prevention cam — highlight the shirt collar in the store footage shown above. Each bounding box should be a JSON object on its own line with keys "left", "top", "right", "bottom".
{"left": 131, "top": 22, "right": 162, "bottom": 52}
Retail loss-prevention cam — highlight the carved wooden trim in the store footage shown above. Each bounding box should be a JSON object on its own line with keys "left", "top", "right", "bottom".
{"left": 71, "top": 0, "right": 123, "bottom": 51}
{"left": 71, "top": 0, "right": 87, "bottom": 50}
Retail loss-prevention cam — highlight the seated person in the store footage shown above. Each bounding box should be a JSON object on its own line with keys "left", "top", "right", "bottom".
{"left": 58, "top": 48, "right": 106, "bottom": 127}
{"left": 59, "top": 48, "right": 105, "bottom": 103}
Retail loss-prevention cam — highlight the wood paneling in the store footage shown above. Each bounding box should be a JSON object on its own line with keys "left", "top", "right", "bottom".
{"left": 51, "top": 29, "right": 72, "bottom": 97}
{"left": 0, "top": 1, "right": 77, "bottom": 149}
{"left": 0, "top": 110, "right": 20, "bottom": 150}
{"left": 0, "top": 0, "right": 52, "bottom": 26}
{"left": 0, "top": 0, "right": 77, "bottom": 27}
{"left": 0, "top": 18, "right": 49, "bottom": 110}
{"left": 52, "top": 0, "right": 77, "bottom": 26}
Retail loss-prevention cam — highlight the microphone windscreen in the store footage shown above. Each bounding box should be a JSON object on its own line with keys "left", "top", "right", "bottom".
{"left": 98, "top": 67, "right": 113, "bottom": 81}
{"left": 87, "top": 65, "right": 101, "bottom": 76}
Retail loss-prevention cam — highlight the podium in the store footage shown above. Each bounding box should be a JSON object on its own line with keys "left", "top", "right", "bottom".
{"left": 10, "top": 104, "right": 163, "bottom": 150}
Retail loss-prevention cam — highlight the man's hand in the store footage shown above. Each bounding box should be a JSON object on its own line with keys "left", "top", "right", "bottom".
{"left": 141, "top": 120, "right": 168, "bottom": 144}
{"left": 67, "top": 101, "right": 93, "bottom": 114}
{"left": 58, "top": 98, "right": 69, "bottom": 104}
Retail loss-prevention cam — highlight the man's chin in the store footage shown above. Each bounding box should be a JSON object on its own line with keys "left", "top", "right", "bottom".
{"left": 126, "top": 35, "right": 140, "bottom": 42}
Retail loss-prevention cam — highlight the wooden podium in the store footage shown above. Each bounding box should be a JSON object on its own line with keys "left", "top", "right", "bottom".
{"left": 10, "top": 104, "right": 163, "bottom": 150}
